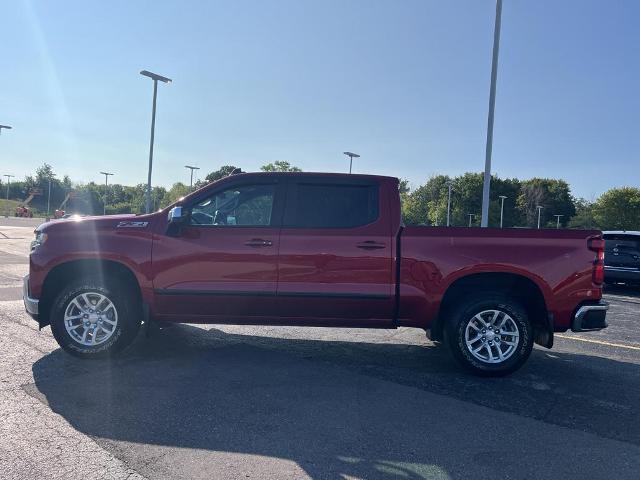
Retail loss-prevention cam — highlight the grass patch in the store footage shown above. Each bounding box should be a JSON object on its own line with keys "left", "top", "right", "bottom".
{"left": 0, "top": 199, "right": 43, "bottom": 217}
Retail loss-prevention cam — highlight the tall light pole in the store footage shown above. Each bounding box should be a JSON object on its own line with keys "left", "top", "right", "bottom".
{"left": 140, "top": 70, "right": 172, "bottom": 214}
{"left": 3, "top": 174, "right": 14, "bottom": 218}
{"left": 499, "top": 195, "right": 507, "bottom": 228}
{"left": 100, "top": 172, "right": 114, "bottom": 215}
{"left": 343, "top": 152, "right": 360, "bottom": 174}
{"left": 468, "top": 213, "right": 475, "bottom": 227}
{"left": 446, "top": 181, "right": 453, "bottom": 227}
{"left": 537, "top": 205, "right": 544, "bottom": 229}
{"left": 480, "top": 0, "right": 503, "bottom": 228}
{"left": 184, "top": 165, "right": 200, "bottom": 191}
{"left": 554, "top": 214, "right": 563, "bottom": 229}
{"left": 1, "top": 126, "right": 12, "bottom": 217}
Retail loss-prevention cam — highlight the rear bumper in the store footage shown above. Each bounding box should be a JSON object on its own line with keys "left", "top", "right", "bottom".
{"left": 605, "top": 266, "right": 640, "bottom": 283}
{"left": 571, "top": 301, "right": 609, "bottom": 332}
{"left": 23, "top": 275, "right": 39, "bottom": 319}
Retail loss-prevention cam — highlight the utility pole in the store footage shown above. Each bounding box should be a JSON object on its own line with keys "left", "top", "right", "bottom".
{"left": 537, "top": 205, "right": 544, "bottom": 229}
{"left": 100, "top": 172, "right": 114, "bottom": 215}
{"left": 140, "top": 70, "right": 172, "bottom": 214}
{"left": 554, "top": 214, "right": 563, "bottom": 229}
{"left": 47, "top": 177, "right": 52, "bottom": 217}
{"left": 499, "top": 195, "right": 507, "bottom": 228}
{"left": 3, "top": 174, "right": 14, "bottom": 218}
{"left": 468, "top": 213, "right": 475, "bottom": 227}
{"left": 446, "top": 182, "right": 453, "bottom": 227}
{"left": 481, "top": 0, "right": 503, "bottom": 227}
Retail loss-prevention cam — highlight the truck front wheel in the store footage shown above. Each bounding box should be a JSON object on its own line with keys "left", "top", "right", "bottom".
{"left": 445, "top": 294, "right": 533, "bottom": 376}
{"left": 50, "top": 279, "right": 141, "bottom": 358}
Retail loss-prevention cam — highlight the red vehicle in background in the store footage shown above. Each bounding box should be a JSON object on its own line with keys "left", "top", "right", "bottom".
{"left": 15, "top": 205, "right": 33, "bottom": 218}
{"left": 23, "top": 172, "right": 608, "bottom": 375}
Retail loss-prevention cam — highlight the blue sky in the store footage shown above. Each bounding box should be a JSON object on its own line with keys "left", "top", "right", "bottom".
{"left": 1, "top": 0, "right": 638, "bottom": 198}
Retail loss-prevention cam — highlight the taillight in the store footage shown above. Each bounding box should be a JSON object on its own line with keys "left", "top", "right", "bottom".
{"left": 587, "top": 236, "right": 605, "bottom": 285}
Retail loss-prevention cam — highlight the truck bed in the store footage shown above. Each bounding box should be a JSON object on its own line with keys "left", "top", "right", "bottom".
{"left": 398, "top": 226, "right": 602, "bottom": 332}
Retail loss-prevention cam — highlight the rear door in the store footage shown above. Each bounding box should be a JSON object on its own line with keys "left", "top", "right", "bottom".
{"left": 276, "top": 177, "right": 394, "bottom": 325}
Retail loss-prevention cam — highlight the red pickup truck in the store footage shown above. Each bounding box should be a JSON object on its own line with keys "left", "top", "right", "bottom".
{"left": 24, "top": 172, "right": 608, "bottom": 375}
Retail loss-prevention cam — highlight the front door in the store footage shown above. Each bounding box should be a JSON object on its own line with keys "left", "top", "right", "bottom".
{"left": 276, "top": 177, "right": 394, "bottom": 325}
{"left": 152, "top": 180, "right": 282, "bottom": 322}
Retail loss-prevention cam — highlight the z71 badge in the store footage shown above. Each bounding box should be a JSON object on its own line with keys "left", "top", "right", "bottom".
{"left": 117, "top": 221, "right": 149, "bottom": 228}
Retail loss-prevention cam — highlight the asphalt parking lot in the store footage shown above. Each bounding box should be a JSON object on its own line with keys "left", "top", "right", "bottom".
{"left": 1, "top": 217, "right": 639, "bottom": 479}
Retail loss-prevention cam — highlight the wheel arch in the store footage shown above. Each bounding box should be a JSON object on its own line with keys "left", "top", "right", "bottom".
{"left": 431, "top": 272, "right": 553, "bottom": 348}
{"left": 38, "top": 259, "right": 142, "bottom": 328}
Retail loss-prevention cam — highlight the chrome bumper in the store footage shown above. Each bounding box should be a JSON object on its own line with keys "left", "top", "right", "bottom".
{"left": 572, "top": 301, "right": 609, "bottom": 332}
{"left": 23, "top": 275, "right": 39, "bottom": 317}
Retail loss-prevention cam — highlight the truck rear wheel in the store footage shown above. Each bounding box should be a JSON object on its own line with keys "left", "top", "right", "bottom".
{"left": 50, "top": 278, "right": 141, "bottom": 358}
{"left": 445, "top": 294, "right": 533, "bottom": 376}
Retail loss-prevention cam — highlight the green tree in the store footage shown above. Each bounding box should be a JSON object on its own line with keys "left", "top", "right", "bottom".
{"left": 204, "top": 165, "right": 243, "bottom": 183}
{"left": 165, "top": 182, "right": 190, "bottom": 206}
{"left": 592, "top": 187, "right": 640, "bottom": 230}
{"left": 402, "top": 175, "right": 451, "bottom": 225}
{"left": 517, "top": 178, "right": 575, "bottom": 228}
{"left": 568, "top": 198, "right": 596, "bottom": 229}
{"left": 260, "top": 161, "right": 302, "bottom": 172}
{"left": 398, "top": 179, "right": 410, "bottom": 195}
{"left": 35, "top": 163, "right": 55, "bottom": 184}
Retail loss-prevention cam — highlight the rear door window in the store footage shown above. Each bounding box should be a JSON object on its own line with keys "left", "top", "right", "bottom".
{"left": 604, "top": 235, "right": 640, "bottom": 252}
{"left": 284, "top": 182, "right": 379, "bottom": 228}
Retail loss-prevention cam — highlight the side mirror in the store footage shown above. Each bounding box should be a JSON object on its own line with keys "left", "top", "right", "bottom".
{"left": 168, "top": 206, "right": 185, "bottom": 224}
{"left": 166, "top": 206, "right": 187, "bottom": 236}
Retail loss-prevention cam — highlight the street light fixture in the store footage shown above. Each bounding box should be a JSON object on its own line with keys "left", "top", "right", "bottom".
{"left": 3, "top": 174, "right": 14, "bottom": 218}
{"left": 343, "top": 152, "right": 360, "bottom": 174}
{"left": 468, "top": 213, "right": 475, "bottom": 227}
{"left": 536, "top": 205, "right": 544, "bottom": 229}
{"left": 480, "top": 0, "right": 503, "bottom": 228}
{"left": 140, "top": 70, "right": 172, "bottom": 214}
{"left": 0, "top": 125, "right": 12, "bottom": 135}
{"left": 554, "top": 214, "right": 563, "bottom": 229}
{"left": 499, "top": 195, "right": 507, "bottom": 228}
{"left": 100, "top": 171, "right": 114, "bottom": 216}
{"left": 184, "top": 165, "right": 200, "bottom": 191}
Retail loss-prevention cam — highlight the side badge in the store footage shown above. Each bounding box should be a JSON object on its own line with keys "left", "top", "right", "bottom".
{"left": 117, "top": 221, "right": 149, "bottom": 228}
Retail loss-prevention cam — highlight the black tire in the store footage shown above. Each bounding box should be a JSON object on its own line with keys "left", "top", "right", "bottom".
{"left": 50, "top": 278, "right": 141, "bottom": 359}
{"left": 445, "top": 294, "right": 533, "bottom": 376}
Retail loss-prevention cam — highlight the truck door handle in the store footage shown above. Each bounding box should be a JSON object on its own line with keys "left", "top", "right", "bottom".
{"left": 244, "top": 238, "right": 273, "bottom": 247}
{"left": 356, "top": 241, "right": 386, "bottom": 250}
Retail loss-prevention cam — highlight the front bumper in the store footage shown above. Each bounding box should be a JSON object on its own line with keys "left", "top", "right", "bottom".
{"left": 23, "top": 275, "right": 39, "bottom": 319}
{"left": 571, "top": 301, "right": 609, "bottom": 332}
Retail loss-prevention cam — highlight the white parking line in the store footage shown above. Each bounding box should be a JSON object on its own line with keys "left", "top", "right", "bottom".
{"left": 556, "top": 334, "right": 640, "bottom": 351}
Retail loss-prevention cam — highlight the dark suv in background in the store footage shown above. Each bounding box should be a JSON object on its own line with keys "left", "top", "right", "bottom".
{"left": 603, "top": 231, "right": 640, "bottom": 286}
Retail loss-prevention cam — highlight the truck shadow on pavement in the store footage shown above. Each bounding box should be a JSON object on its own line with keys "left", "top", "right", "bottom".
{"left": 27, "top": 324, "right": 640, "bottom": 479}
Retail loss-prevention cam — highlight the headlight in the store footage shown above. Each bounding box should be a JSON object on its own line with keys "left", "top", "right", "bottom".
{"left": 30, "top": 232, "right": 48, "bottom": 251}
